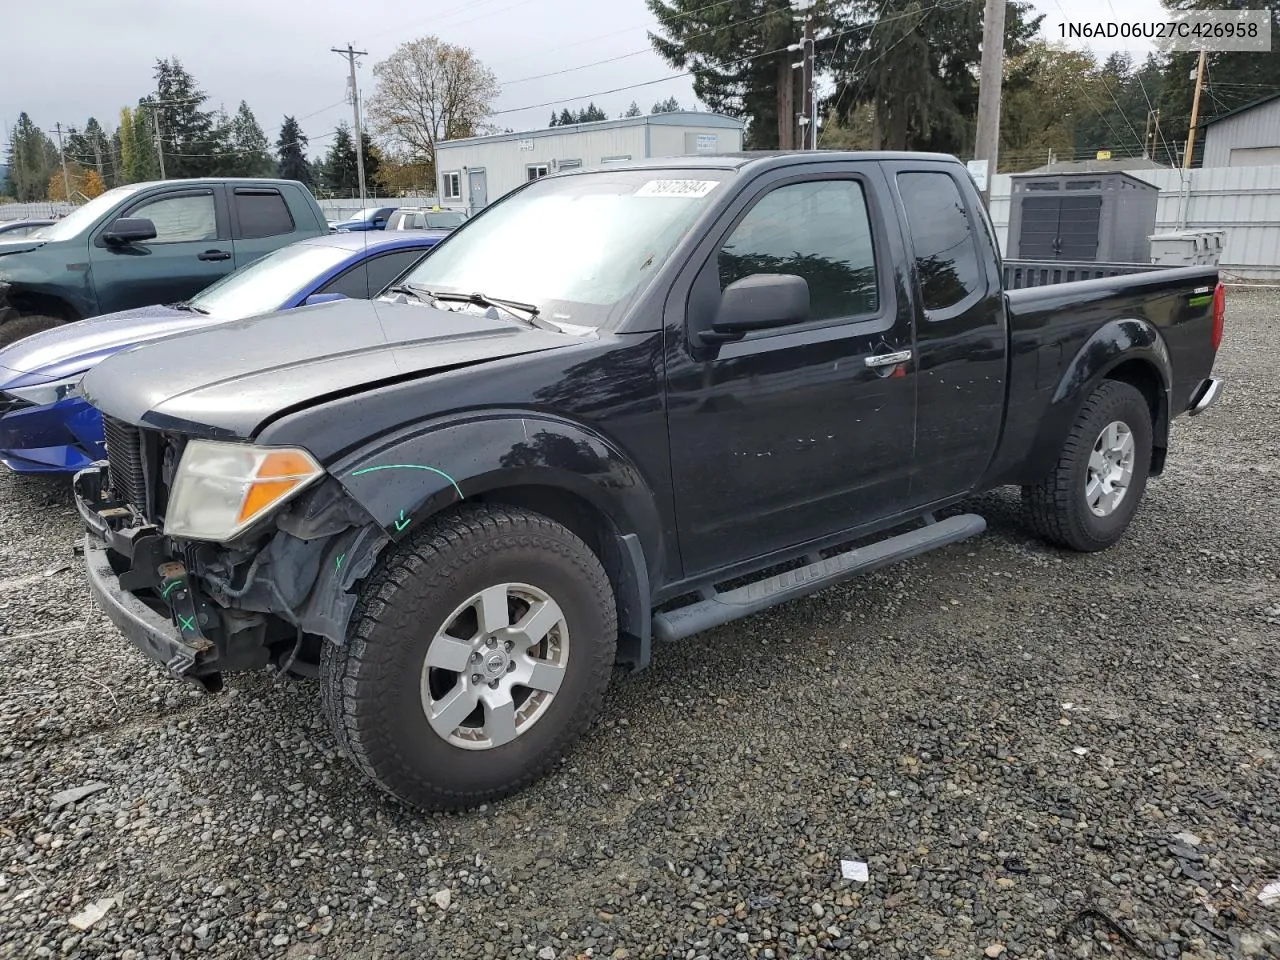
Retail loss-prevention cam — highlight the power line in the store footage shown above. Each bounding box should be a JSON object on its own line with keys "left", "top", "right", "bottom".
{"left": 489, "top": 0, "right": 968, "bottom": 119}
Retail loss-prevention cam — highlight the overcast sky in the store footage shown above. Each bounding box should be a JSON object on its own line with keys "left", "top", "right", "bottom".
{"left": 4, "top": 0, "right": 1166, "bottom": 157}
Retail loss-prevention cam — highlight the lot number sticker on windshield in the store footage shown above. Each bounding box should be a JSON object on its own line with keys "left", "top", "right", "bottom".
{"left": 635, "top": 179, "right": 720, "bottom": 198}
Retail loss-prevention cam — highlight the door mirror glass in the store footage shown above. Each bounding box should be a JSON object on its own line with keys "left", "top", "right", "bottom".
{"left": 708, "top": 274, "right": 810, "bottom": 340}
{"left": 304, "top": 292, "right": 348, "bottom": 306}
{"left": 101, "top": 217, "right": 158, "bottom": 245}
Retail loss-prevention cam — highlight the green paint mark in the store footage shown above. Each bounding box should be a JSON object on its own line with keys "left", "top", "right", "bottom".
{"left": 178, "top": 614, "right": 196, "bottom": 633}
{"left": 1188, "top": 294, "right": 1212, "bottom": 307}
{"left": 335, "top": 553, "right": 346, "bottom": 570}
{"left": 161, "top": 580, "right": 184, "bottom": 598}
{"left": 350, "top": 464, "right": 464, "bottom": 499}
{"left": 394, "top": 510, "right": 411, "bottom": 532}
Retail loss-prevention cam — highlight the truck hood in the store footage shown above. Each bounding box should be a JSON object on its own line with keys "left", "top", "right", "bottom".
{"left": 0, "top": 239, "right": 44, "bottom": 257}
{"left": 0, "top": 304, "right": 203, "bottom": 382}
{"left": 81, "top": 298, "right": 576, "bottom": 439}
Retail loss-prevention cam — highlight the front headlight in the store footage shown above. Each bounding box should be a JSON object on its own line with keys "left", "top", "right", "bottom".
{"left": 4, "top": 374, "right": 84, "bottom": 406}
{"left": 164, "top": 440, "right": 323, "bottom": 541}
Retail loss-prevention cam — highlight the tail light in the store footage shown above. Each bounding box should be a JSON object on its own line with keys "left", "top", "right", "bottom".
{"left": 1211, "top": 282, "right": 1225, "bottom": 352}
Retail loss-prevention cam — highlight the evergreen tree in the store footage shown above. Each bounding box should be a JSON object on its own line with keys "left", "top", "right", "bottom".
{"left": 123, "top": 103, "right": 161, "bottom": 182}
{"left": 827, "top": 0, "right": 1042, "bottom": 154}
{"left": 558, "top": 109, "right": 576, "bottom": 126}
{"left": 651, "top": 96, "right": 682, "bottom": 113}
{"left": 151, "top": 57, "right": 224, "bottom": 178}
{"left": 624, "top": 101, "right": 643, "bottom": 117}
{"left": 323, "top": 124, "right": 360, "bottom": 196}
{"left": 276, "top": 116, "right": 311, "bottom": 184}
{"left": 6, "top": 112, "right": 59, "bottom": 201}
{"left": 548, "top": 111, "right": 559, "bottom": 127}
{"left": 647, "top": 0, "right": 808, "bottom": 147}
{"left": 361, "top": 133, "right": 382, "bottom": 194}
{"left": 578, "top": 102, "right": 607, "bottom": 122}
{"left": 227, "top": 101, "right": 272, "bottom": 176}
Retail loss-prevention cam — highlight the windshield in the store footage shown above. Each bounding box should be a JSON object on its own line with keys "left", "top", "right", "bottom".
{"left": 424, "top": 212, "right": 466, "bottom": 229}
{"left": 348, "top": 207, "right": 383, "bottom": 221}
{"left": 399, "top": 170, "right": 728, "bottom": 328}
{"left": 29, "top": 185, "right": 144, "bottom": 242}
{"left": 188, "top": 241, "right": 352, "bottom": 320}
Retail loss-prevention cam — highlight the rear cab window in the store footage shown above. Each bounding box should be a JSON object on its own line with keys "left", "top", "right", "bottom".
{"left": 233, "top": 189, "right": 295, "bottom": 239}
{"left": 896, "top": 172, "right": 985, "bottom": 317}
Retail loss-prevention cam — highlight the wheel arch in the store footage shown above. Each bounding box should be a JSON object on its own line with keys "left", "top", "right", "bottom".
{"left": 1020, "top": 318, "right": 1172, "bottom": 483}
{"left": 326, "top": 413, "right": 665, "bottom": 670}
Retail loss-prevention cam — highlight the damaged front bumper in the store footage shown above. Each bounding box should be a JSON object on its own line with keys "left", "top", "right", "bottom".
{"left": 74, "top": 462, "right": 388, "bottom": 691}
{"left": 82, "top": 534, "right": 218, "bottom": 688}
{"left": 75, "top": 464, "right": 226, "bottom": 690}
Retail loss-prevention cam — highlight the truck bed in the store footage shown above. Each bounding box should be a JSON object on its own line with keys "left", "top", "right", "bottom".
{"left": 986, "top": 263, "right": 1222, "bottom": 486}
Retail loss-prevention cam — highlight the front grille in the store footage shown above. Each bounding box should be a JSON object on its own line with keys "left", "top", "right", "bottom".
{"left": 103, "top": 416, "right": 146, "bottom": 510}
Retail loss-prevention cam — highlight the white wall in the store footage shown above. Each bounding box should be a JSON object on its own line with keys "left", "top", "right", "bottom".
{"left": 436, "top": 127, "right": 648, "bottom": 209}
{"left": 989, "top": 163, "right": 1280, "bottom": 280}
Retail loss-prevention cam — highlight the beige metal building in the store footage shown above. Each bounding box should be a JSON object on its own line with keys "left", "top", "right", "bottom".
{"left": 434, "top": 111, "right": 746, "bottom": 215}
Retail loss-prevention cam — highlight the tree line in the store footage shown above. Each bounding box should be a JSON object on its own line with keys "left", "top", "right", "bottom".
{"left": 647, "top": 0, "right": 1279, "bottom": 167}
{"left": 2, "top": 41, "right": 500, "bottom": 203}
{"left": 6, "top": 0, "right": 1277, "bottom": 203}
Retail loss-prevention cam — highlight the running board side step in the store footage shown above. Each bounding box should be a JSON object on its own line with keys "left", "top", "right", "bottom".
{"left": 652, "top": 513, "right": 986, "bottom": 644}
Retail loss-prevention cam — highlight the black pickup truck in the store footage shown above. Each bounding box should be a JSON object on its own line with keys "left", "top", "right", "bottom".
{"left": 72, "top": 152, "right": 1225, "bottom": 810}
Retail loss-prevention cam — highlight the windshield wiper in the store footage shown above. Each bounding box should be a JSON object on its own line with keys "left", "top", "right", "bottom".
{"left": 383, "top": 283, "right": 435, "bottom": 303}
{"left": 429, "top": 291, "right": 541, "bottom": 324}
{"left": 169, "top": 301, "right": 209, "bottom": 315}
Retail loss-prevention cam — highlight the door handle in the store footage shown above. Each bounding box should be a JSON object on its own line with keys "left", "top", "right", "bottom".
{"left": 865, "top": 350, "right": 912, "bottom": 368}
{"left": 197, "top": 249, "right": 232, "bottom": 261}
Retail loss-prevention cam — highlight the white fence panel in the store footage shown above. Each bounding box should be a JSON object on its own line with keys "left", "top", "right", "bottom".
{"left": 989, "top": 163, "right": 1280, "bottom": 280}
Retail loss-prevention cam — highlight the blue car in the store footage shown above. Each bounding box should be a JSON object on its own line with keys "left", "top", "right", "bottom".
{"left": 332, "top": 206, "right": 398, "bottom": 232}
{"left": 0, "top": 231, "right": 440, "bottom": 473}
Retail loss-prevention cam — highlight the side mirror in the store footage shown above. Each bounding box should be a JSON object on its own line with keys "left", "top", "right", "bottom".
{"left": 703, "top": 274, "right": 810, "bottom": 343}
{"left": 373, "top": 218, "right": 387, "bottom": 227}
{"left": 304, "top": 292, "right": 348, "bottom": 306}
{"left": 101, "top": 218, "right": 158, "bottom": 245}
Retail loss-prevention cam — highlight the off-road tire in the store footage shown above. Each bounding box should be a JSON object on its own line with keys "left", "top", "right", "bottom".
{"left": 0, "top": 315, "right": 63, "bottom": 349}
{"left": 320, "top": 504, "right": 617, "bottom": 811}
{"left": 1022, "top": 380, "right": 1153, "bottom": 552}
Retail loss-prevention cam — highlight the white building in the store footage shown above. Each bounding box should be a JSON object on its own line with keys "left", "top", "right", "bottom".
{"left": 434, "top": 111, "right": 746, "bottom": 215}
{"left": 1201, "top": 91, "right": 1280, "bottom": 168}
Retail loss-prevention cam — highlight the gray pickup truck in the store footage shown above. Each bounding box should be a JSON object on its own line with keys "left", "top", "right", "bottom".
{"left": 0, "top": 178, "right": 328, "bottom": 347}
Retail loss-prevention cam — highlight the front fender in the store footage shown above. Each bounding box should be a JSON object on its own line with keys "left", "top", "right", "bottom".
{"left": 1024, "top": 318, "right": 1172, "bottom": 481}
{"left": 329, "top": 412, "right": 666, "bottom": 576}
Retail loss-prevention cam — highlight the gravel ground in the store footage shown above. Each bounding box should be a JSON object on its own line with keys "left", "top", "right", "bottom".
{"left": 0, "top": 289, "right": 1277, "bottom": 960}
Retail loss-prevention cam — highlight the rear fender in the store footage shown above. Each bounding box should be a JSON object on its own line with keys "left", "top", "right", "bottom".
{"left": 1022, "top": 318, "right": 1172, "bottom": 482}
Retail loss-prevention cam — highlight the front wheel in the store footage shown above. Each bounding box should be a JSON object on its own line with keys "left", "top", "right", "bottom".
{"left": 320, "top": 504, "right": 617, "bottom": 811}
{"left": 1021, "top": 380, "right": 1153, "bottom": 552}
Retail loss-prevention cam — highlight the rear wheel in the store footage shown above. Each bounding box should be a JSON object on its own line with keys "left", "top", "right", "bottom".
{"left": 1021, "top": 380, "right": 1153, "bottom": 552}
{"left": 320, "top": 504, "right": 617, "bottom": 811}
{"left": 0, "top": 315, "right": 63, "bottom": 348}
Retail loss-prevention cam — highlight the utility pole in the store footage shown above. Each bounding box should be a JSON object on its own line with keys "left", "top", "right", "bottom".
{"left": 332, "top": 43, "right": 369, "bottom": 203}
{"left": 151, "top": 106, "right": 167, "bottom": 179}
{"left": 789, "top": 0, "right": 818, "bottom": 151}
{"left": 53, "top": 122, "right": 73, "bottom": 203}
{"left": 1143, "top": 108, "right": 1162, "bottom": 161}
{"left": 973, "top": 0, "right": 1007, "bottom": 202}
{"left": 1183, "top": 49, "right": 1207, "bottom": 171}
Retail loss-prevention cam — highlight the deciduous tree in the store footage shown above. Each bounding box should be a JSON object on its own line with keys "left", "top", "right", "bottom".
{"left": 366, "top": 36, "right": 499, "bottom": 180}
